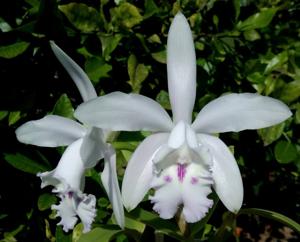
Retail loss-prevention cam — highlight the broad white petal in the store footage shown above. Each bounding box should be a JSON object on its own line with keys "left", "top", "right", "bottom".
{"left": 192, "top": 93, "right": 292, "bottom": 133}
{"left": 198, "top": 134, "right": 243, "bottom": 213}
{"left": 50, "top": 41, "right": 97, "bottom": 102}
{"left": 75, "top": 92, "right": 173, "bottom": 132}
{"left": 81, "top": 127, "right": 105, "bottom": 168}
{"left": 101, "top": 146, "right": 125, "bottom": 229}
{"left": 38, "top": 138, "right": 85, "bottom": 192}
{"left": 16, "top": 115, "right": 86, "bottom": 147}
{"left": 121, "top": 133, "right": 169, "bottom": 211}
{"left": 167, "top": 12, "right": 196, "bottom": 124}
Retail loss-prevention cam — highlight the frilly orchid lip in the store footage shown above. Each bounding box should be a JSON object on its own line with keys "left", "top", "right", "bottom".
{"left": 15, "top": 42, "right": 124, "bottom": 231}
{"left": 74, "top": 12, "right": 292, "bottom": 223}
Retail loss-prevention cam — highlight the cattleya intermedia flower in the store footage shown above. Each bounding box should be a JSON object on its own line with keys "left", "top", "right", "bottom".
{"left": 15, "top": 42, "right": 124, "bottom": 232}
{"left": 75, "top": 12, "right": 292, "bottom": 223}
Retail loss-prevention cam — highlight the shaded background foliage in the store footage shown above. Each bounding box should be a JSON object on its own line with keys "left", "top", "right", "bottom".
{"left": 0, "top": 0, "right": 299, "bottom": 241}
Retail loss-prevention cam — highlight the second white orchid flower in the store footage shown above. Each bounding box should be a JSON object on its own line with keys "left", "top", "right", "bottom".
{"left": 16, "top": 42, "right": 124, "bottom": 232}
{"left": 74, "top": 13, "right": 291, "bottom": 222}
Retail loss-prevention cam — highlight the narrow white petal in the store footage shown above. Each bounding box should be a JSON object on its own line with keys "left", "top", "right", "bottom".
{"left": 198, "top": 134, "right": 243, "bottom": 213}
{"left": 101, "top": 146, "right": 125, "bottom": 229}
{"left": 75, "top": 92, "right": 173, "bottom": 132}
{"left": 16, "top": 115, "right": 86, "bottom": 147}
{"left": 192, "top": 93, "right": 292, "bottom": 133}
{"left": 121, "top": 133, "right": 169, "bottom": 211}
{"left": 80, "top": 127, "right": 105, "bottom": 168}
{"left": 50, "top": 41, "right": 97, "bottom": 102}
{"left": 167, "top": 12, "right": 196, "bottom": 124}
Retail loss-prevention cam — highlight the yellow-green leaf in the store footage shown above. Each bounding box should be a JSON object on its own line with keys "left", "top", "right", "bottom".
{"left": 0, "top": 42, "right": 30, "bottom": 59}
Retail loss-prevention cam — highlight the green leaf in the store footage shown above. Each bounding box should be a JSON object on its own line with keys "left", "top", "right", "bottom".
{"left": 77, "top": 226, "right": 121, "bottom": 242}
{"left": 239, "top": 208, "right": 300, "bottom": 233}
{"left": 85, "top": 57, "right": 112, "bottom": 84}
{"left": 156, "top": 90, "right": 171, "bottom": 110}
{"left": 38, "top": 193, "right": 57, "bottom": 211}
{"left": 127, "top": 208, "right": 183, "bottom": 240}
{"left": 0, "top": 111, "right": 8, "bottom": 121}
{"left": 274, "top": 140, "right": 298, "bottom": 164}
{"left": 237, "top": 8, "right": 277, "bottom": 31}
{"left": 0, "top": 17, "right": 12, "bottom": 32}
{"left": 8, "top": 111, "right": 21, "bottom": 126}
{"left": 264, "top": 51, "right": 288, "bottom": 74}
{"left": 111, "top": 2, "right": 143, "bottom": 29}
{"left": 257, "top": 122, "right": 285, "bottom": 146}
{"left": 59, "top": 3, "right": 102, "bottom": 33}
{"left": 243, "top": 29, "right": 260, "bottom": 41}
{"left": 56, "top": 226, "right": 72, "bottom": 242}
{"left": 0, "top": 42, "right": 30, "bottom": 59}
{"left": 52, "top": 94, "right": 74, "bottom": 119}
{"left": 151, "top": 50, "right": 166, "bottom": 64}
{"left": 279, "top": 80, "right": 300, "bottom": 103}
{"left": 144, "top": 0, "right": 159, "bottom": 19}
{"left": 127, "top": 54, "right": 149, "bottom": 93}
{"left": 100, "top": 34, "right": 122, "bottom": 61}
{"left": 4, "top": 153, "right": 49, "bottom": 174}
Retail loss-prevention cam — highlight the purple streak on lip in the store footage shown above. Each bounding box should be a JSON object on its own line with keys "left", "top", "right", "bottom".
{"left": 177, "top": 164, "right": 187, "bottom": 182}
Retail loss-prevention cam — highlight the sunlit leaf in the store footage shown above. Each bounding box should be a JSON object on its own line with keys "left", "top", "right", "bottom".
{"left": 239, "top": 208, "right": 300, "bottom": 233}
{"left": 274, "top": 140, "right": 298, "bottom": 164}
{"left": 237, "top": 8, "right": 277, "bottom": 31}
{"left": 264, "top": 51, "right": 288, "bottom": 74}
{"left": 0, "top": 111, "right": 9, "bottom": 121}
{"left": 257, "top": 122, "right": 285, "bottom": 146}
{"left": 100, "top": 34, "right": 122, "bottom": 61}
{"left": 8, "top": 111, "right": 21, "bottom": 126}
{"left": 59, "top": 3, "right": 102, "bottom": 33}
{"left": 0, "top": 42, "right": 30, "bottom": 59}
{"left": 85, "top": 57, "right": 112, "bottom": 84}
{"left": 4, "top": 153, "right": 49, "bottom": 174}
{"left": 156, "top": 90, "right": 171, "bottom": 110}
{"left": 243, "top": 29, "right": 260, "bottom": 41}
{"left": 52, "top": 94, "right": 74, "bottom": 119}
{"left": 111, "top": 2, "right": 143, "bottom": 29}
{"left": 279, "top": 80, "right": 300, "bottom": 103}
{"left": 127, "top": 54, "right": 149, "bottom": 93}
{"left": 77, "top": 226, "right": 121, "bottom": 242}
{"left": 151, "top": 50, "right": 166, "bottom": 64}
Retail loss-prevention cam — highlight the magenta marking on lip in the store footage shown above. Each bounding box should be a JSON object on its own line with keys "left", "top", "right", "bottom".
{"left": 164, "top": 175, "right": 172, "bottom": 183}
{"left": 191, "top": 177, "right": 198, "bottom": 184}
{"left": 177, "top": 164, "right": 187, "bottom": 182}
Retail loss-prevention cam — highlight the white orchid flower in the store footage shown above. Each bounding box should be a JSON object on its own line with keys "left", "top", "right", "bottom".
{"left": 15, "top": 42, "right": 124, "bottom": 232}
{"left": 74, "top": 13, "right": 292, "bottom": 223}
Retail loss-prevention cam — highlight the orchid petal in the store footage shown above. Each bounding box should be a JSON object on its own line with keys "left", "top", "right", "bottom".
{"left": 150, "top": 166, "right": 182, "bottom": 219}
{"left": 52, "top": 191, "right": 96, "bottom": 233}
{"left": 75, "top": 92, "right": 173, "bottom": 132}
{"left": 198, "top": 134, "right": 243, "bottom": 213}
{"left": 192, "top": 93, "right": 292, "bottom": 133}
{"left": 38, "top": 138, "right": 85, "bottom": 192}
{"left": 122, "top": 133, "right": 169, "bottom": 211}
{"left": 50, "top": 41, "right": 97, "bottom": 102}
{"left": 16, "top": 115, "right": 86, "bottom": 147}
{"left": 182, "top": 164, "right": 213, "bottom": 222}
{"left": 167, "top": 12, "right": 196, "bottom": 124}
{"left": 101, "top": 146, "right": 124, "bottom": 229}
{"left": 168, "top": 121, "right": 185, "bottom": 148}
{"left": 81, "top": 127, "right": 105, "bottom": 168}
